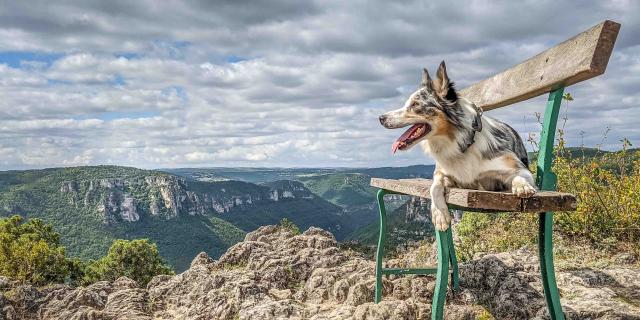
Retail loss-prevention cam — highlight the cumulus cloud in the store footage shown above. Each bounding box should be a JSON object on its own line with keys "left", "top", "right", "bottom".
{"left": 0, "top": 0, "right": 638, "bottom": 169}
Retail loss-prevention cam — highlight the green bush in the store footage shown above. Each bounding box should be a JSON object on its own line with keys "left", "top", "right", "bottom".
{"left": 457, "top": 93, "right": 640, "bottom": 260}
{"left": 279, "top": 218, "right": 301, "bottom": 235}
{"left": 554, "top": 144, "right": 640, "bottom": 243}
{"left": 0, "top": 215, "right": 175, "bottom": 287}
{"left": 458, "top": 146, "right": 639, "bottom": 261}
{"left": 83, "top": 239, "right": 173, "bottom": 286}
{"left": 0, "top": 215, "right": 76, "bottom": 285}
{"left": 546, "top": 96, "right": 639, "bottom": 243}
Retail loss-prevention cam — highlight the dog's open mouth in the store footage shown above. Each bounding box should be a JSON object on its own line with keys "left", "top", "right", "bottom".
{"left": 392, "top": 124, "right": 431, "bottom": 154}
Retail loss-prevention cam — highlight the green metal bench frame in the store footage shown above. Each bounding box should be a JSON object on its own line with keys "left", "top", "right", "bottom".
{"left": 373, "top": 20, "right": 620, "bottom": 320}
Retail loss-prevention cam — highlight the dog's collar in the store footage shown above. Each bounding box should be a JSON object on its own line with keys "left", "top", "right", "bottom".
{"left": 471, "top": 104, "right": 483, "bottom": 132}
{"left": 462, "top": 104, "right": 483, "bottom": 152}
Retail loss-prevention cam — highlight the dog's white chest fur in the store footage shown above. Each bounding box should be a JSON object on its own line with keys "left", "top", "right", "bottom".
{"left": 434, "top": 152, "right": 485, "bottom": 185}
{"left": 420, "top": 134, "right": 515, "bottom": 187}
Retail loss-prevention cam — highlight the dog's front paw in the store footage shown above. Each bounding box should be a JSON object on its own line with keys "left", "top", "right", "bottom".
{"left": 512, "top": 177, "right": 536, "bottom": 198}
{"left": 431, "top": 203, "right": 451, "bottom": 231}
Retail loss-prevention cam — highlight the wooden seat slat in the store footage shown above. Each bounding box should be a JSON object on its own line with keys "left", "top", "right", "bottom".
{"left": 370, "top": 178, "right": 577, "bottom": 213}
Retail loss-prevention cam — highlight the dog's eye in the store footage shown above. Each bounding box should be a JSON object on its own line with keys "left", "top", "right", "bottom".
{"left": 425, "top": 108, "right": 437, "bottom": 116}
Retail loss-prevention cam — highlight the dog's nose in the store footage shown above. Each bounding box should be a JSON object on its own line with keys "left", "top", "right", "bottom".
{"left": 378, "top": 115, "right": 387, "bottom": 125}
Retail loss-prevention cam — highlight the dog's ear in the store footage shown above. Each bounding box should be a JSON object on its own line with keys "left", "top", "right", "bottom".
{"left": 421, "top": 67, "right": 434, "bottom": 91}
{"left": 434, "top": 61, "right": 457, "bottom": 103}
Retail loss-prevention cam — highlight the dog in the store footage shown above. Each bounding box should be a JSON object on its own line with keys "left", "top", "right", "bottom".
{"left": 378, "top": 61, "right": 536, "bottom": 231}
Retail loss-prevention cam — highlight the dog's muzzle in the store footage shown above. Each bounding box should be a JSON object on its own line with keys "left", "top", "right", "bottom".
{"left": 378, "top": 114, "right": 400, "bottom": 129}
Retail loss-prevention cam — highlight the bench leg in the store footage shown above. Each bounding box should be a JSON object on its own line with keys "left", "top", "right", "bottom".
{"left": 536, "top": 87, "right": 565, "bottom": 319}
{"left": 375, "top": 189, "right": 387, "bottom": 303}
{"left": 539, "top": 212, "right": 564, "bottom": 320}
{"left": 375, "top": 189, "right": 455, "bottom": 316}
{"left": 432, "top": 228, "right": 450, "bottom": 320}
{"left": 446, "top": 226, "right": 460, "bottom": 291}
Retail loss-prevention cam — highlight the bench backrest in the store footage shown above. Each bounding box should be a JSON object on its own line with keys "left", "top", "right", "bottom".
{"left": 459, "top": 20, "right": 620, "bottom": 111}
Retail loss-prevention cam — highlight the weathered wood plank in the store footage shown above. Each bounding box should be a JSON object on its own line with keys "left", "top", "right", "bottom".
{"left": 459, "top": 20, "right": 620, "bottom": 111}
{"left": 370, "top": 178, "right": 577, "bottom": 212}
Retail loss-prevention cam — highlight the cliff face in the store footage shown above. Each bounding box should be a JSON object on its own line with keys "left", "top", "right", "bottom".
{"left": 1, "top": 226, "right": 638, "bottom": 320}
{"left": 60, "top": 176, "right": 196, "bottom": 223}
{"left": 405, "top": 196, "right": 430, "bottom": 223}
{"left": 59, "top": 176, "right": 319, "bottom": 225}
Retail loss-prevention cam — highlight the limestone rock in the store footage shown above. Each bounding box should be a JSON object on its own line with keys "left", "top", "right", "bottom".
{"left": 1, "top": 226, "right": 638, "bottom": 320}
{"left": 58, "top": 175, "right": 316, "bottom": 225}
{"left": 190, "top": 251, "right": 215, "bottom": 268}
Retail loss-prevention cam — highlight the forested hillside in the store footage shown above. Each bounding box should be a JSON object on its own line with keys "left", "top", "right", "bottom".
{"left": 0, "top": 165, "right": 435, "bottom": 270}
{"left": 0, "top": 166, "right": 352, "bottom": 270}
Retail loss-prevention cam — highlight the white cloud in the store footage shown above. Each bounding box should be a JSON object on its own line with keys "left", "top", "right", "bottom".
{"left": 0, "top": 0, "right": 639, "bottom": 169}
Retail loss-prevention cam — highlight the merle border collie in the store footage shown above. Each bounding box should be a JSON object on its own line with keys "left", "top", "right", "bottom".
{"left": 379, "top": 61, "right": 536, "bottom": 231}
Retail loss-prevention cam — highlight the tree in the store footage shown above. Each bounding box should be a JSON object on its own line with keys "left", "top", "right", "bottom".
{"left": 84, "top": 239, "right": 173, "bottom": 286}
{"left": 279, "top": 218, "right": 300, "bottom": 235}
{"left": 0, "top": 216, "right": 174, "bottom": 287}
{"left": 0, "top": 215, "right": 73, "bottom": 285}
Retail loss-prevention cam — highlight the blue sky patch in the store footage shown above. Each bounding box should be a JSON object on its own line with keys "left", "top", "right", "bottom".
{"left": 0, "top": 51, "right": 62, "bottom": 68}
{"left": 115, "top": 52, "right": 142, "bottom": 60}
{"left": 151, "top": 40, "right": 191, "bottom": 59}
{"left": 226, "top": 55, "right": 248, "bottom": 63}
{"left": 113, "top": 74, "right": 126, "bottom": 86}
{"left": 163, "top": 85, "right": 188, "bottom": 101}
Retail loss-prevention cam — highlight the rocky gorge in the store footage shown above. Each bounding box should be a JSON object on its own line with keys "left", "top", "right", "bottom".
{"left": 1, "top": 225, "right": 638, "bottom": 320}
{"left": 59, "top": 175, "right": 320, "bottom": 224}
{"left": 0, "top": 165, "right": 412, "bottom": 271}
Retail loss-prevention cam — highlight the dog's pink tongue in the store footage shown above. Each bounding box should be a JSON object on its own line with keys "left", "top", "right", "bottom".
{"left": 391, "top": 124, "right": 420, "bottom": 154}
{"left": 391, "top": 141, "right": 401, "bottom": 154}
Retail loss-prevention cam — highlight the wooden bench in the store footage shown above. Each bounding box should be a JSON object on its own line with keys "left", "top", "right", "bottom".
{"left": 371, "top": 20, "right": 620, "bottom": 320}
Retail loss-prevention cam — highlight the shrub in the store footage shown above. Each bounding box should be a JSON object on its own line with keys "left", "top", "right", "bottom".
{"left": 0, "top": 216, "right": 176, "bottom": 287}
{"left": 278, "top": 218, "right": 301, "bottom": 235}
{"left": 554, "top": 144, "right": 640, "bottom": 243}
{"left": 0, "top": 215, "right": 76, "bottom": 285}
{"left": 457, "top": 92, "right": 640, "bottom": 260}
{"left": 83, "top": 239, "right": 173, "bottom": 286}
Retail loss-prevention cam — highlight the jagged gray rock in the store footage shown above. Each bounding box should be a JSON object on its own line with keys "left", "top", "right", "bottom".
{"left": 0, "top": 226, "right": 638, "bottom": 319}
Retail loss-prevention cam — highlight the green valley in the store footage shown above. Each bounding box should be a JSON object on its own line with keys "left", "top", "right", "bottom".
{"left": 0, "top": 165, "right": 436, "bottom": 271}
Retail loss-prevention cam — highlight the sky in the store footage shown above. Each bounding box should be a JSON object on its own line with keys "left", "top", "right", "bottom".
{"left": 0, "top": 0, "right": 638, "bottom": 170}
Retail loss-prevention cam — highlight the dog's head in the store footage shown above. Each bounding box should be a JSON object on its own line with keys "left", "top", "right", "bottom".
{"left": 379, "top": 61, "right": 467, "bottom": 153}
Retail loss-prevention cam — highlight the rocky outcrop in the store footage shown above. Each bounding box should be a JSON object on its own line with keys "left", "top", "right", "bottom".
{"left": 59, "top": 175, "right": 317, "bottom": 225}
{"left": 60, "top": 178, "right": 143, "bottom": 223}
{"left": 405, "top": 197, "right": 462, "bottom": 224}
{"left": 406, "top": 196, "right": 430, "bottom": 223}
{"left": 2, "top": 227, "right": 638, "bottom": 319}
{"left": 144, "top": 175, "right": 191, "bottom": 219}
{"left": 459, "top": 248, "right": 640, "bottom": 319}
{"left": 96, "top": 192, "right": 140, "bottom": 223}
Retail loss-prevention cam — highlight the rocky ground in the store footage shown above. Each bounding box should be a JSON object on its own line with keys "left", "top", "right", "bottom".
{"left": 1, "top": 225, "right": 639, "bottom": 319}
